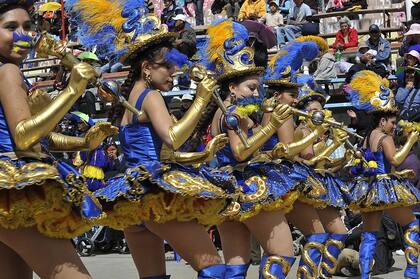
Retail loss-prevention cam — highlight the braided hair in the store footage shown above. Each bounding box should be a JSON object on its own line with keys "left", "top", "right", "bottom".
{"left": 108, "top": 42, "right": 173, "bottom": 126}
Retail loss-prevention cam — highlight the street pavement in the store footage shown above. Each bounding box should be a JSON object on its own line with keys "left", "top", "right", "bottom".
{"left": 34, "top": 252, "right": 411, "bottom": 278}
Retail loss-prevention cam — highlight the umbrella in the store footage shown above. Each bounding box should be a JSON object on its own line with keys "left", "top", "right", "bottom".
{"left": 38, "top": 2, "right": 62, "bottom": 13}
{"left": 238, "top": 20, "right": 277, "bottom": 49}
{"left": 78, "top": 51, "right": 100, "bottom": 62}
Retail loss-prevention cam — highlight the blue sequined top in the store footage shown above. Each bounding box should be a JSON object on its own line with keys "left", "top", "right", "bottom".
{"left": 366, "top": 148, "right": 391, "bottom": 174}
{"left": 119, "top": 89, "right": 163, "bottom": 168}
{"left": 262, "top": 135, "right": 278, "bottom": 151}
{"left": 0, "top": 104, "right": 15, "bottom": 152}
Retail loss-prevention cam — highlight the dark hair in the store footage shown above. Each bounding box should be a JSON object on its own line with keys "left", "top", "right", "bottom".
{"left": 108, "top": 43, "right": 172, "bottom": 126}
{"left": 253, "top": 41, "right": 268, "bottom": 68}
{"left": 365, "top": 110, "right": 397, "bottom": 146}
{"left": 187, "top": 75, "right": 247, "bottom": 151}
{"left": 0, "top": 4, "right": 30, "bottom": 16}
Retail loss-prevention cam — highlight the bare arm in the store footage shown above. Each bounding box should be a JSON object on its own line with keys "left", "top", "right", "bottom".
{"left": 382, "top": 132, "right": 419, "bottom": 166}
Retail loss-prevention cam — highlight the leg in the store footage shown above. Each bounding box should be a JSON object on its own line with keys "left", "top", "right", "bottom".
{"left": 386, "top": 207, "right": 418, "bottom": 279}
{"left": 275, "top": 27, "right": 286, "bottom": 46}
{"left": 124, "top": 225, "right": 166, "bottom": 278}
{"left": 0, "top": 241, "right": 32, "bottom": 279}
{"left": 359, "top": 211, "right": 382, "bottom": 279}
{"left": 218, "top": 221, "right": 251, "bottom": 278}
{"left": 195, "top": 0, "right": 204, "bottom": 25}
{"left": 288, "top": 201, "right": 327, "bottom": 278}
{"left": 145, "top": 220, "right": 224, "bottom": 277}
{"left": 318, "top": 207, "right": 349, "bottom": 278}
{"left": 0, "top": 227, "right": 91, "bottom": 279}
{"left": 244, "top": 210, "right": 295, "bottom": 278}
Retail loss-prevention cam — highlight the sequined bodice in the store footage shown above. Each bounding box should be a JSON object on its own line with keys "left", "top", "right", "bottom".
{"left": 0, "top": 104, "right": 15, "bottom": 152}
{"left": 367, "top": 148, "right": 391, "bottom": 174}
{"left": 216, "top": 128, "right": 253, "bottom": 167}
{"left": 262, "top": 135, "right": 278, "bottom": 151}
{"left": 119, "top": 89, "right": 163, "bottom": 168}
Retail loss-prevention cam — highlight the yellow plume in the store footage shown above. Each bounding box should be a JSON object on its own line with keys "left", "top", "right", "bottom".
{"left": 350, "top": 70, "right": 384, "bottom": 103}
{"left": 207, "top": 21, "right": 234, "bottom": 63}
{"left": 295, "top": 36, "right": 329, "bottom": 54}
{"left": 74, "top": 0, "right": 125, "bottom": 33}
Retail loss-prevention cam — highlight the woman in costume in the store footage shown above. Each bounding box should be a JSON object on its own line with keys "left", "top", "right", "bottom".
{"left": 66, "top": 1, "right": 239, "bottom": 278}
{"left": 345, "top": 70, "right": 420, "bottom": 279}
{"left": 261, "top": 36, "right": 351, "bottom": 279}
{"left": 187, "top": 19, "right": 306, "bottom": 278}
{"left": 0, "top": 1, "right": 117, "bottom": 278}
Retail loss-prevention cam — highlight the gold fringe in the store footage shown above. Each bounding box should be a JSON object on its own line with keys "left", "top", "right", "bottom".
{"left": 238, "top": 191, "right": 300, "bottom": 222}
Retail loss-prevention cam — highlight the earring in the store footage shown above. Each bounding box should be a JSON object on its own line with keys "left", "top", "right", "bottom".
{"left": 380, "top": 124, "right": 386, "bottom": 133}
{"left": 230, "top": 92, "right": 237, "bottom": 105}
{"left": 145, "top": 73, "right": 152, "bottom": 88}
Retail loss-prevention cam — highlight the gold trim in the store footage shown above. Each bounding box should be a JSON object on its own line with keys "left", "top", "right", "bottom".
{"left": 296, "top": 93, "right": 326, "bottom": 108}
{"left": 319, "top": 239, "right": 345, "bottom": 278}
{"left": 264, "top": 79, "right": 302, "bottom": 88}
{"left": 262, "top": 256, "right": 292, "bottom": 278}
{"left": 297, "top": 241, "right": 325, "bottom": 279}
{"left": 403, "top": 225, "right": 419, "bottom": 266}
{"left": 217, "top": 67, "right": 265, "bottom": 82}
{"left": 120, "top": 32, "right": 177, "bottom": 63}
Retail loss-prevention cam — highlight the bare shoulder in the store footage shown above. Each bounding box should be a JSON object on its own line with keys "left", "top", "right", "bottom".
{"left": 0, "top": 63, "right": 22, "bottom": 80}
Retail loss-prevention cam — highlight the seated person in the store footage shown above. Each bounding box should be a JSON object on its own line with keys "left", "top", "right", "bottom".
{"left": 365, "top": 24, "right": 391, "bottom": 66}
{"left": 259, "top": 1, "right": 284, "bottom": 28}
{"left": 332, "top": 16, "right": 358, "bottom": 51}
{"left": 275, "top": 0, "right": 312, "bottom": 46}
{"left": 238, "top": 0, "right": 266, "bottom": 20}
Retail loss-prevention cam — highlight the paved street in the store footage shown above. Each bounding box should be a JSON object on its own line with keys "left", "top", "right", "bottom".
{"left": 34, "top": 252, "right": 411, "bottom": 278}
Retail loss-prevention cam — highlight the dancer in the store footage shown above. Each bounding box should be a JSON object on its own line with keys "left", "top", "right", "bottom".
{"left": 345, "top": 70, "right": 420, "bottom": 279}
{"left": 0, "top": 1, "right": 116, "bottom": 278}
{"left": 261, "top": 36, "right": 351, "bottom": 279}
{"left": 66, "top": 1, "right": 239, "bottom": 278}
{"left": 190, "top": 20, "right": 311, "bottom": 279}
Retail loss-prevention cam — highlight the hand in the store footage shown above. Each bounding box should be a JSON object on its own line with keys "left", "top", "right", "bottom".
{"left": 28, "top": 89, "right": 52, "bottom": 114}
{"left": 314, "top": 121, "right": 330, "bottom": 136}
{"left": 70, "top": 62, "right": 98, "bottom": 84}
{"left": 203, "top": 134, "right": 229, "bottom": 161}
{"left": 269, "top": 104, "right": 292, "bottom": 127}
{"left": 406, "top": 81, "right": 414, "bottom": 90}
{"left": 195, "top": 74, "right": 218, "bottom": 102}
{"left": 85, "top": 122, "right": 119, "bottom": 150}
{"left": 332, "top": 128, "right": 349, "bottom": 144}
{"left": 336, "top": 44, "right": 344, "bottom": 50}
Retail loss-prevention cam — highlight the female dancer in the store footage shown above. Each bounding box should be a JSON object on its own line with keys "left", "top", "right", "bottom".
{"left": 188, "top": 20, "right": 316, "bottom": 278}
{"left": 345, "top": 70, "right": 420, "bottom": 279}
{"left": 261, "top": 36, "right": 350, "bottom": 279}
{"left": 67, "top": 1, "right": 238, "bottom": 278}
{"left": 0, "top": 1, "right": 116, "bottom": 278}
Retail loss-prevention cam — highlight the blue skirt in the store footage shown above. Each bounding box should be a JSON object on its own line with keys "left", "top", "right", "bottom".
{"left": 345, "top": 173, "right": 420, "bottom": 212}
{"left": 0, "top": 155, "right": 103, "bottom": 238}
{"left": 95, "top": 161, "right": 238, "bottom": 229}
{"left": 232, "top": 159, "right": 306, "bottom": 221}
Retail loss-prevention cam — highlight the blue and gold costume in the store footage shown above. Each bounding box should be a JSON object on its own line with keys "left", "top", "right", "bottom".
{"left": 344, "top": 70, "right": 420, "bottom": 279}
{"left": 94, "top": 88, "right": 237, "bottom": 229}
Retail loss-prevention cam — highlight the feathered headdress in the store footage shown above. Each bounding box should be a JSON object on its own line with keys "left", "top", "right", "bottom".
{"left": 65, "top": 0, "right": 176, "bottom": 63}
{"left": 0, "top": 0, "right": 33, "bottom": 11}
{"left": 295, "top": 35, "right": 329, "bottom": 55}
{"left": 294, "top": 74, "right": 326, "bottom": 109}
{"left": 344, "top": 70, "right": 397, "bottom": 113}
{"left": 264, "top": 40, "right": 320, "bottom": 88}
{"left": 200, "top": 20, "right": 264, "bottom": 81}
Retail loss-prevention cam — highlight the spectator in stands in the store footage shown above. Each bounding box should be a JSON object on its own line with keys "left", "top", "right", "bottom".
{"left": 346, "top": 48, "right": 388, "bottom": 82}
{"left": 194, "top": 0, "right": 205, "bottom": 25}
{"left": 365, "top": 24, "right": 391, "bottom": 66}
{"left": 395, "top": 50, "right": 420, "bottom": 122}
{"left": 259, "top": 1, "right": 284, "bottom": 28}
{"left": 238, "top": 0, "right": 266, "bottom": 20}
{"left": 399, "top": 24, "right": 420, "bottom": 57}
{"left": 104, "top": 143, "right": 125, "bottom": 179}
{"left": 161, "top": 0, "right": 183, "bottom": 28}
{"left": 275, "top": 0, "right": 312, "bottom": 46}
{"left": 171, "top": 14, "right": 197, "bottom": 58}
{"left": 411, "top": 0, "right": 420, "bottom": 25}
{"left": 279, "top": 0, "right": 291, "bottom": 16}
{"left": 332, "top": 16, "right": 358, "bottom": 51}
{"left": 181, "top": 94, "right": 194, "bottom": 114}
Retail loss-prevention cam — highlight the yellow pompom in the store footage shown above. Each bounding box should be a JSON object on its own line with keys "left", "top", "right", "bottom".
{"left": 368, "top": 161, "right": 378, "bottom": 169}
{"left": 353, "top": 159, "right": 361, "bottom": 165}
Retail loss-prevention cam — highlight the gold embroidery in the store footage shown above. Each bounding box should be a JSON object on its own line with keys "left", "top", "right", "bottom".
{"left": 319, "top": 239, "right": 345, "bottom": 278}
{"left": 262, "top": 256, "right": 292, "bottom": 279}
{"left": 239, "top": 176, "right": 269, "bottom": 202}
{"left": 297, "top": 241, "right": 325, "bottom": 279}
{"left": 403, "top": 225, "right": 419, "bottom": 266}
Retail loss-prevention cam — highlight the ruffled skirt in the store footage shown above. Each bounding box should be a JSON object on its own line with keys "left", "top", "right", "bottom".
{"left": 95, "top": 162, "right": 238, "bottom": 229}
{"left": 0, "top": 156, "right": 104, "bottom": 238}
{"left": 232, "top": 160, "right": 306, "bottom": 221}
{"left": 345, "top": 173, "right": 420, "bottom": 212}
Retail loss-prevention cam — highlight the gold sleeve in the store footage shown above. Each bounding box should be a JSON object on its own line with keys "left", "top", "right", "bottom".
{"left": 168, "top": 80, "right": 213, "bottom": 150}
{"left": 303, "top": 140, "right": 342, "bottom": 167}
{"left": 47, "top": 133, "right": 88, "bottom": 152}
{"left": 390, "top": 132, "right": 419, "bottom": 166}
{"left": 271, "top": 128, "right": 324, "bottom": 160}
{"left": 14, "top": 63, "right": 96, "bottom": 150}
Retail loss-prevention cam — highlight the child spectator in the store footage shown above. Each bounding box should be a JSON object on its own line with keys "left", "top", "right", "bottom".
{"left": 259, "top": 1, "right": 284, "bottom": 28}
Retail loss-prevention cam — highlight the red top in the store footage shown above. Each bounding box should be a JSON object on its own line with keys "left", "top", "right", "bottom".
{"left": 332, "top": 28, "right": 359, "bottom": 50}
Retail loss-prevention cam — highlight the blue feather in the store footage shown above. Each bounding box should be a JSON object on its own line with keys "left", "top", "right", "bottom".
{"left": 165, "top": 48, "right": 192, "bottom": 68}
